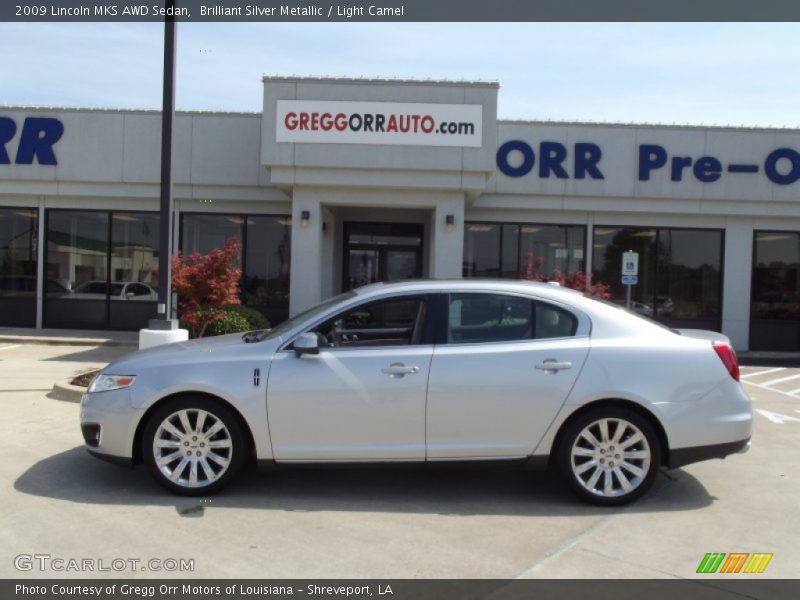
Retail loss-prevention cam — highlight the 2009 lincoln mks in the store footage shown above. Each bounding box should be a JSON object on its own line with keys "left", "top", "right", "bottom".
{"left": 80, "top": 280, "right": 751, "bottom": 505}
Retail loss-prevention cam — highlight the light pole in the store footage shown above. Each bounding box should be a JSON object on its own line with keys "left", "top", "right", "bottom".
{"left": 150, "top": 0, "right": 177, "bottom": 331}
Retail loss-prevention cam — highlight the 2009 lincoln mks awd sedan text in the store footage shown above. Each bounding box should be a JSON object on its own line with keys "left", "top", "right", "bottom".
{"left": 80, "top": 280, "right": 752, "bottom": 505}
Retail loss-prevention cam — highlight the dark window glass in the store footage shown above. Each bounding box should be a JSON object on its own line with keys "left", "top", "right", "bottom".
{"left": 751, "top": 231, "right": 800, "bottom": 351}
{"left": 0, "top": 207, "right": 38, "bottom": 327}
{"left": 45, "top": 211, "right": 110, "bottom": 329}
{"left": 463, "top": 222, "right": 586, "bottom": 280}
{"left": 447, "top": 293, "right": 577, "bottom": 344}
{"left": 45, "top": 210, "right": 159, "bottom": 330}
{"left": 181, "top": 214, "right": 243, "bottom": 265}
{"left": 244, "top": 216, "right": 291, "bottom": 325}
{"left": 463, "top": 223, "right": 501, "bottom": 277}
{"left": 315, "top": 296, "right": 427, "bottom": 348}
{"left": 180, "top": 213, "right": 291, "bottom": 325}
{"left": 342, "top": 222, "right": 423, "bottom": 291}
{"left": 109, "top": 212, "right": 159, "bottom": 329}
{"left": 501, "top": 224, "right": 519, "bottom": 277}
{"left": 592, "top": 226, "right": 723, "bottom": 330}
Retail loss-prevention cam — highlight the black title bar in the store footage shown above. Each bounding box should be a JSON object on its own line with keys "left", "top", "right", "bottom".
{"left": 5, "top": 579, "right": 800, "bottom": 600}
{"left": 4, "top": 0, "right": 800, "bottom": 22}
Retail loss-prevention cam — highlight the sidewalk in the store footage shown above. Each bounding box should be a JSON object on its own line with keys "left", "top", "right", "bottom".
{"left": 0, "top": 327, "right": 139, "bottom": 347}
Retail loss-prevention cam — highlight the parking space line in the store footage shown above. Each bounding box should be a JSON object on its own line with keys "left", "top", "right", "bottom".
{"left": 743, "top": 379, "right": 800, "bottom": 399}
{"left": 0, "top": 344, "right": 20, "bottom": 351}
{"left": 762, "top": 373, "right": 800, "bottom": 387}
{"left": 740, "top": 367, "right": 785, "bottom": 379}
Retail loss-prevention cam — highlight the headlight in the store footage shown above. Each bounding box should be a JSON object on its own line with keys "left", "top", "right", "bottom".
{"left": 87, "top": 374, "right": 136, "bottom": 393}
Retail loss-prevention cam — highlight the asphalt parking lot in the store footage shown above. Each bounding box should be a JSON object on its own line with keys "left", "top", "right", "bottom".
{"left": 1, "top": 343, "right": 798, "bottom": 579}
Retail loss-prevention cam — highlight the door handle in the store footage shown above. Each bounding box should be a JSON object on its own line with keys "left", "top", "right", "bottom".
{"left": 381, "top": 363, "right": 420, "bottom": 376}
{"left": 535, "top": 359, "right": 572, "bottom": 373}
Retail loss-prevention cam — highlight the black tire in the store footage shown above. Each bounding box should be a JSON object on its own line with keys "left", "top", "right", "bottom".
{"left": 143, "top": 397, "right": 248, "bottom": 496}
{"left": 557, "top": 407, "right": 662, "bottom": 506}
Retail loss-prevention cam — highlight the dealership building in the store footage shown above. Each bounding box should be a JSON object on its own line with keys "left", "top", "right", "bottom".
{"left": 2, "top": 75, "right": 800, "bottom": 351}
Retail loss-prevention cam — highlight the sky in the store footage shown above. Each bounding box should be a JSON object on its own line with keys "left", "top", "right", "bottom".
{"left": 1, "top": 22, "right": 800, "bottom": 127}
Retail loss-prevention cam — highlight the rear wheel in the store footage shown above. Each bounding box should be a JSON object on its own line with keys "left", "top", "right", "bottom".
{"left": 557, "top": 408, "right": 661, "bottom": 506}
{"left": 143, "top": 398, "right": 247, "bottom": 495}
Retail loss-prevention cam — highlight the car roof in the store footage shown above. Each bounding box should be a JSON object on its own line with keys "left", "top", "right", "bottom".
{"left": 353, "top": 279, "right": 585, "bottom": 301}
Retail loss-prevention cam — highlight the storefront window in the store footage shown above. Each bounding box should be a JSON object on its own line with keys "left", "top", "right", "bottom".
{"left": 244, "top": 216, "right": 291, "bottom": 325}
{"left": 592, "top": 226, "right": 723, "bottom": 330}
{"left": 0, "top": 207, "right": 38, "bottom": 327}
{"left": 45, "top": 210, "right": 159, "bottom": 330}
{"left": 181, "top": 213, "right": 291, "bottom": 325}
{"left": 751, "top": 231, "right": 800, "bottom": 351}
{"left": 463, "top": 222, "right": 586, "bottom": 280}
{"left": 109, "top": 212, "right": 160, "bottom": 330}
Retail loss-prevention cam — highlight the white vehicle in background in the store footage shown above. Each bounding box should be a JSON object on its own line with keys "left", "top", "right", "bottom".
{"left": 71, "top": 281, "right": 157, "bottom": 301}
{"left": 80, "top": 280, "right": 752, "bottom": 505}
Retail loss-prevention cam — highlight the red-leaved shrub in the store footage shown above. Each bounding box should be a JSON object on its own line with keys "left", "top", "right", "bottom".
{"left": 520, "top": 252, "right": 611, "bottom": 299}
{"left": 171, "top": 237, "right": 242, "bottom": 338}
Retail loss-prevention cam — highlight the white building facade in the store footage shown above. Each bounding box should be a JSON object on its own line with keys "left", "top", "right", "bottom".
{"left": 2, "top": 76, "right": 799, "bottom": 351}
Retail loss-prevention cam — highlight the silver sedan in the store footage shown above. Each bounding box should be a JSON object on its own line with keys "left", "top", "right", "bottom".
{"left": 80, "top": 280, "right": 752, "bottom": 505}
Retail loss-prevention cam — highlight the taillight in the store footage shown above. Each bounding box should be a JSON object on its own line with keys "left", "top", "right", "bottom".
{"left": 713, "top": 341, "right": 740, "bottom": 381}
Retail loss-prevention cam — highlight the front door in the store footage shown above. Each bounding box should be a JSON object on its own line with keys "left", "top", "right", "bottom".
{"left": 267, "top": 294, "right": 433, "bottom": 460}
{"left": 343, "top": 222, "right": 423, "bottom": 291}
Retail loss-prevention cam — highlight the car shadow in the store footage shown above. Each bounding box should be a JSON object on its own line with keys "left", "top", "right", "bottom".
{"left": 14, "top": 447, "right": 715, "bottom": 517}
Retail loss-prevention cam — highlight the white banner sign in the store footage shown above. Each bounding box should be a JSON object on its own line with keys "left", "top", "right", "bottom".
{"left": 276, "top": 100, "right": 483, "bottom": 147}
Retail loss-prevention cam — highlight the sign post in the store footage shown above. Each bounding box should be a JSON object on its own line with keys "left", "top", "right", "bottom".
{"left": 621, "top": 250, "right": 639, "bottom": 310}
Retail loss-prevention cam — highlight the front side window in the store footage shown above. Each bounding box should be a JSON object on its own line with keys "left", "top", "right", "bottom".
{"left": 448, "top": 293, "right": 577, "bottom": 344}
{"left": 314, "top": 296, "right": 427, "bottom": 348}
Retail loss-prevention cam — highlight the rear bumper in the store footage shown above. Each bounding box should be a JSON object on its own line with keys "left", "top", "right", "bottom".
{"left": 668, "top": 437, "right": 751, "bottom": 469}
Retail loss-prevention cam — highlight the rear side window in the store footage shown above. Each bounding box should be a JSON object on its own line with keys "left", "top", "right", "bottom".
{"left": 448, "top": 293, "right": 577, "bottom": 344}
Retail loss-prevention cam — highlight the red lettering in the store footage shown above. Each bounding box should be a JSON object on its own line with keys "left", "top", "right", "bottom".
{"left": 310, "top": 112, "right": 320, "bottom": 130}
{"left": 421, "top": 115, "right": 434, "bottom": 133}
{"left": 334, "top": 113, "right": 347, "bottom": 131}
{"left": 284, "top": 112, "right": 298, "bottom": 131}
{"left": 387, "top": 115, "right": 398, "bottom": 133}
{"left": 320, "top": 113, "right": 333, "bottom": 131}
{"left": 298, "top": 113, "right": 310, "bottom": 130}
{"left": 410, "top": 115, "right": 421, "bottom": 132}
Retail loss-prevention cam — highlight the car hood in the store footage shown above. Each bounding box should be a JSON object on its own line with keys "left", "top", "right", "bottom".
{"left": 102, "top": 332, "right": 281, "bottom": 374}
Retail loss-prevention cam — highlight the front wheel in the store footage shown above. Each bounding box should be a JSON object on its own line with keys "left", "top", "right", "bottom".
{"left": 557, "top": 408, "right": 661, "bottom": 506}
{"left": 143, "top": 398, "right": 247, "bottom": 495}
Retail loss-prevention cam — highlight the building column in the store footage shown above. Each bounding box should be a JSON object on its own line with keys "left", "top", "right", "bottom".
{"left": 289, "top": 190, "right": 323, "bottom": 316}
{"left": 429, "top": 194, "right": 465, "bottom": 279}
{"left": 35, "top": 200, "right": 45, "bottom": 329}
{"left": 721, "top": 218, "right": 753, "bottom": 351}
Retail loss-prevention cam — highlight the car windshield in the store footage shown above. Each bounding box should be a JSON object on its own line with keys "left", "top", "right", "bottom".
{"left": 585, "top": 295, "right": 679, "bottom": 334}
{"left": 245, "top": 290, "right": 358, "bottom": 342}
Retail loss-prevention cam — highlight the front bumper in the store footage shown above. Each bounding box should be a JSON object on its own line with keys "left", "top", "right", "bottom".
{"left": 79, "top": 388, "right": 140, "bottom": 463}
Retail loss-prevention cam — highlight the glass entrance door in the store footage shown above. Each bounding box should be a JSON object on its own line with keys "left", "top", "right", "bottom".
{"left": 343, "top": 222, "right": 423, "bottom": 291}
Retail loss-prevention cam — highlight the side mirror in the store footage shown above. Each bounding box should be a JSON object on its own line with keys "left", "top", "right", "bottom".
{"left": 293, "top": 332, "right": 320, "bottom": 357}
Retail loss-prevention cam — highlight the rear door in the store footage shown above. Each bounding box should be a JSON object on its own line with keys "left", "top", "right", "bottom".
{"left": 426, "top": 292, "right": 590, "bottom": 459}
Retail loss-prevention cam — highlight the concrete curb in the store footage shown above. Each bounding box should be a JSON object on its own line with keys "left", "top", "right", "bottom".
{"left": 49, "top": 381, "right": 86, "bottom": 403}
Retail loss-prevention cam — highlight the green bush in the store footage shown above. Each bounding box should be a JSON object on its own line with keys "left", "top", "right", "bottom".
{"left": 225, "top": 304, "right": 270, "bottom": 330}
{"left": 204, "top": 309, "right": 251, "bottom": 337}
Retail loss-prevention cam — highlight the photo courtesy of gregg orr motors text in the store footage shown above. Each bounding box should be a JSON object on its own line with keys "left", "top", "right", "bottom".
{"left": 276, "top": 100, "right": 483, "bottom": 147}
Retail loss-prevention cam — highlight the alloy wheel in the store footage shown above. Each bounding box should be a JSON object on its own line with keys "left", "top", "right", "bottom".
{"left": 152, "top": 408, "right": 233, "bottom": 488}
{"left": 569, "top": 417, "right": 651, "bottom": 498}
